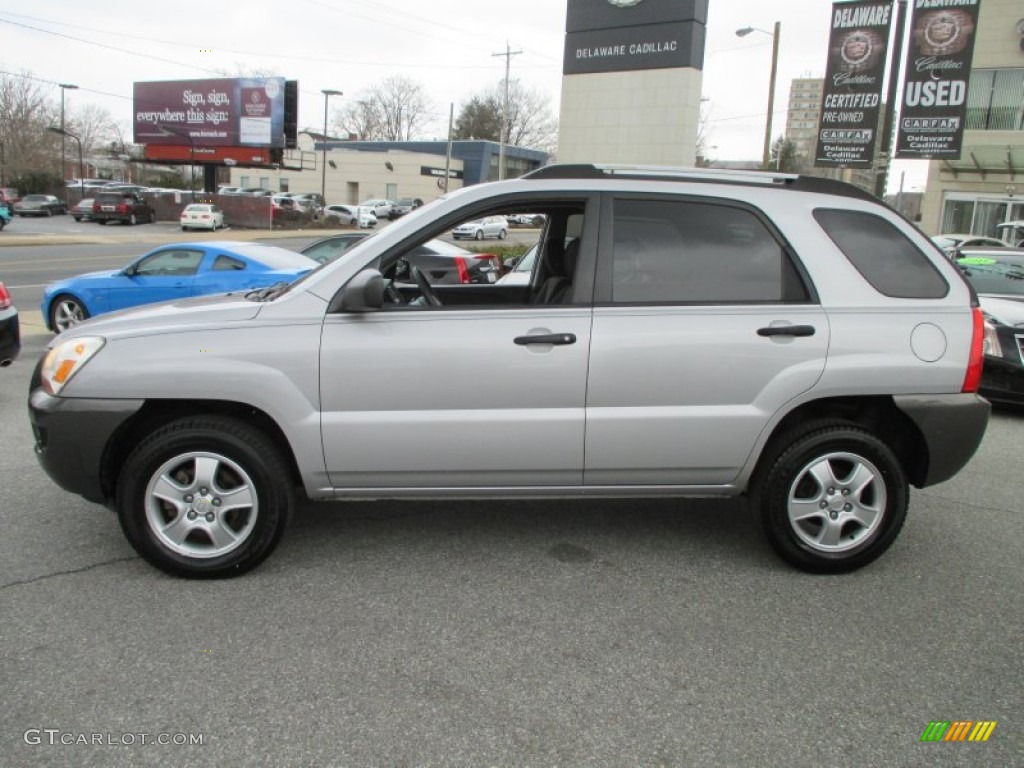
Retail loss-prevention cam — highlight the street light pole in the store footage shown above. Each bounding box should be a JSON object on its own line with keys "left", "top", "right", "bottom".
{"left": 58, "top": 83, "right": 79, "bottom": 200}
{"left": 736, "top": 23, "right": 781, "bottom": 168}
{"left": 321, "top": 89, "right": 342, "bottom": 202}
{"left": 47, "top": 127, "right": 83, "bottom": 202}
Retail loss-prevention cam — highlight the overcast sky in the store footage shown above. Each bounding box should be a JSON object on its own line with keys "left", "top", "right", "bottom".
{"left": 0, "top": 0, "right": 927, "bottom": 190}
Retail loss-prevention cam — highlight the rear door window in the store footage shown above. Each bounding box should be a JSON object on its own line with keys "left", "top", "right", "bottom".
{"left": 606, "top": 198, "right": 811, "bottom": 304}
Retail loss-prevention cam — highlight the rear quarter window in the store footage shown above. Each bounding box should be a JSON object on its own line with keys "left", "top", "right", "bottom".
{"left": 814, "top": 209, "right": 948, "bottom": 298}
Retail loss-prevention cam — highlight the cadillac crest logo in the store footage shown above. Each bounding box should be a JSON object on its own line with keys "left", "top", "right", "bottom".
{"left": 607, "top": 0, "right": 644, "bottom": 7}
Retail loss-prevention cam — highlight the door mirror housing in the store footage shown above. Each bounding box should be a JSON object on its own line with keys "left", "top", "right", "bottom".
{"left": 334, "top": 269, "right": 385, "bottom": 312}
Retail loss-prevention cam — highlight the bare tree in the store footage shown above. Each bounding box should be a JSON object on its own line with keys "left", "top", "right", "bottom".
{"left": 0, "top": 70, "right": 59, "bottom": 181}
{"left": 454, "top": 80, "right": 557, "bottom": 152}
{"left": 332, "top": 76, "right": 433, "bottom": 141}
{"left": 68, "top": 103, "right": 118, "bottom": 158}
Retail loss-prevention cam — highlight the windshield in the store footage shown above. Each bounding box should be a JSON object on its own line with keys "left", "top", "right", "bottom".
{"left": 228, "top": 244, "right": 319, "bottom": 270}
{"left": 958, "top": 255, "right": 1024, "bottom": 296}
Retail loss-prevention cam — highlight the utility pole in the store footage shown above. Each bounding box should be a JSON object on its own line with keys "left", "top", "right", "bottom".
{"left": 491, "top": 42, "right": 522, "bottom": 181}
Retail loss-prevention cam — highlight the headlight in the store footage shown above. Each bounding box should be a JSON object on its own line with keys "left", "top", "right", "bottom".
{"left": 981, "top": 317, "right": 1002, "bottom": 358}
{"left": 40, "top": 336, "right": 105, "bottom": 395}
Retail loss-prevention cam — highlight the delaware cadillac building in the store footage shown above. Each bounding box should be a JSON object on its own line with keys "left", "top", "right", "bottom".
{"left": 558, "top": 0, "right": 708, "bottom": 165}
{"left": 918, "top": 0, "right": 1024, "bottom": 237}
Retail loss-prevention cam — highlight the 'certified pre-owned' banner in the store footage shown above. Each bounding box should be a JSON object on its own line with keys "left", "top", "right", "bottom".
{"left": 896, "top": 0, "right": 980, "bottom": 159}
{"left": 815, "top": 1, "right": 894, "bottom": 167}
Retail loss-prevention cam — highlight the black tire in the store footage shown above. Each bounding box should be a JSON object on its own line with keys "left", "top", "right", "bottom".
{"left": 474, "top": 229, "right": 484, "bottom": 240}
{"left": 149, "top": 211, "right": 156, "bottom": 224}
{"left": 45, "top": 208, "right": 53, "bottom": 217}
{"left": 98, "top": 219, "right": 107, "bottom": 225}
{"left": 116, "top": 416, "right": 293, "bottom": 579}
{"left": 129, "top": 213, "right": 138, "bottom": 225}
{"left": 181, "top": 226, "right": 188, "bottom": 231}
{"left": 752, "top": 421, "right": 908, "bottom": 574}
{"left": 73, "top": 216, "right": 82, "bottom": 222}
{"left": 498, "top": 229, "right": 507, "bottom": 240}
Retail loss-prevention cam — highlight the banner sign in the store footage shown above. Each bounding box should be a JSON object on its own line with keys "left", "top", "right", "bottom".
{"left": 134, "top": 78, "right": 287, "bottom": 149}
{"left": 815, "top": 1, "right": 894, "bottom": 167}
{"left": 563, "top": 0, "right": 708, "bottom": 75}
{"left": 895, "top": 0, "right": 980, "bottom": 159}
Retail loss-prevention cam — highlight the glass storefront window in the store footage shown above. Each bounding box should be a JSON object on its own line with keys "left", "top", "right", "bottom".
{"left": 942, "top": 199, "right": 974, "bottom": 233}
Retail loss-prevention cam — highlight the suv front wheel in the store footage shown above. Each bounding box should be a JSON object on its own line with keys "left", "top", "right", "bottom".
{"left": 116, "top": 416, "right": 293, "bottom": 578}
{"left": 754, "top": 421, "right": 908, "bottom": 573}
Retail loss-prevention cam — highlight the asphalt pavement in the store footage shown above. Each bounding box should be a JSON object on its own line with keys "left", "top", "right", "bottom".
{"left": 1, "top": 225, "right": 1021, "bottom": 767}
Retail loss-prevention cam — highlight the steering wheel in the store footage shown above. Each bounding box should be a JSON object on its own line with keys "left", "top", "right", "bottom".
{"left": 411, "top": 266, "right": 442, "bottom": 307}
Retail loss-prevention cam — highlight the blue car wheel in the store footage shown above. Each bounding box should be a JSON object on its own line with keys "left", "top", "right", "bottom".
{"left": 50, "top": 295, "right": 90, "bottom": 333}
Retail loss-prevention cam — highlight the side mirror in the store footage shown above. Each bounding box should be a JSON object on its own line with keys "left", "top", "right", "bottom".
{"left": 334, "top": 269, "right": 385, "bottom": 312}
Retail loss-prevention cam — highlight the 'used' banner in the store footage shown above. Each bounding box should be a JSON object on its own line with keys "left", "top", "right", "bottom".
{"left": 895, "top": 0, "right": 981, "bottom": 159}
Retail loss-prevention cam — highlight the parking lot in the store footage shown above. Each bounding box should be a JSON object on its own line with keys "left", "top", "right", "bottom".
{"left": 1, "top": 219, "right": 1021, "bottom": 766}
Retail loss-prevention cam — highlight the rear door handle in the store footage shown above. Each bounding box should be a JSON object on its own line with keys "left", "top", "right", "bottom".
{"left": 757, "top": 325, "right": 816, "bottom": 337}
{"left": 514, "top": 333, "right": 577, "bottom": 346}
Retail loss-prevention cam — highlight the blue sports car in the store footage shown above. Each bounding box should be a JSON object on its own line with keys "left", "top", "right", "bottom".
{"left": 42, "top": 242, "right": 318, "bottom": 332}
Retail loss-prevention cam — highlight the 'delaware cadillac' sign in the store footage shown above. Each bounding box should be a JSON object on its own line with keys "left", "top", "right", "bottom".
{"left": 563, "top": 0, "right": 708, "bottom": 75}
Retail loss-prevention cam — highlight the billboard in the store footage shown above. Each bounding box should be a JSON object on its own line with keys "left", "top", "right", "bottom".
{"left": 563, "top": 0, "right": 707, "bottom": 75}
{"left": 895, "top": 1, "right": 980, "bottom": 159}
{"left": 815, "top": 1, "right": 894, "bottom": 167}
{"left": 134, "top": 78, "right": 287, "bottom": 148}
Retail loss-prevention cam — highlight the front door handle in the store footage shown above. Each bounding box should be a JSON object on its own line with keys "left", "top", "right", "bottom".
{"left": 757, "top": 325, "right": 816, "bottom": 338}
{"left": 514, "top": 333, "right": 577, "bottom": 346}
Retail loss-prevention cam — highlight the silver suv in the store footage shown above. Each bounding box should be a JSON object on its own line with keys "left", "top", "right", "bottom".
{"left": 29, "top": 164, "right": 990, "bottom": 578}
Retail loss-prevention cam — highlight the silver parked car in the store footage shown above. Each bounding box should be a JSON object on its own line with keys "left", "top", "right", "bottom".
{"left": 452, "top": 215, "right": 508, "bottom": 240}
{"left": 29, "top": 164, "right": 989, "bottom": 578}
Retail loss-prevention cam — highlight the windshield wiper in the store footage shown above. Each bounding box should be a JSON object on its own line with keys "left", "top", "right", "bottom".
{"left": 245, "top": 281, "right": 290, "bottom": 302}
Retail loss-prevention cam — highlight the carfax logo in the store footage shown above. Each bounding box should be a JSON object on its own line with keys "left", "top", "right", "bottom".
{"left": 920, "top": 720, "right": 997, "bottom": 742}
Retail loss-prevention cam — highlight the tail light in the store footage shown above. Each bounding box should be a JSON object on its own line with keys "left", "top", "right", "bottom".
{"left": 453, "top": 256, "right": 470, "bottom": 284}
{"left": 0, "top": 282, "right": 12, "bottom": 310}
{"left": 962, "top": 307, "right": 985, "bottom": 393}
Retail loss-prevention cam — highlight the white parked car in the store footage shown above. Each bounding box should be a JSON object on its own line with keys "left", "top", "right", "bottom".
{"left": 179, "top": 203, "right": 225, "bottom": 231}
{"left": 452, "top": 215, "right": 508, "bottom": 240}
{"left": 325, "top": 204, "right": 377, "bottom": 228}
{"left": 361, "top": 199, "right": 395, "bottom": 219}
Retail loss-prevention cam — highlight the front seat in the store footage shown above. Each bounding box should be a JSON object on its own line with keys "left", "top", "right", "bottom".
{"left": 531, "top": 238, "right": 580, "bottom": 305}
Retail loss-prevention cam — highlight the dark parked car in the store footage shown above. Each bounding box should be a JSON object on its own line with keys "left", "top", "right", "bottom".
{"left": 71, "top": 198, "right": 95, "bottom": 222}
{"left": 300, "top": 233, "right": 503, "bottom": 283}
{"left": 14, "top": 194, "right": 66, "bottom": 217}
{"left": 956, "top": 249, "right": 1024, "bottom": 405}
{"left": 0, "top": 281, "right": 20, "bottom": 366}
{"left": 389, "top": 197, "right": 424, "bottom": 219}
{"left": 300, "top": 233, "right": 372, "bottom": 264}
{"left": 92, "top": 191, "right": 155, "bottom": 225}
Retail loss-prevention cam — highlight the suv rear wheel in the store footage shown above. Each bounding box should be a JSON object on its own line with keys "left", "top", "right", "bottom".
{"left": 116, "top": 416, "right": 293, "bottom": 578}
{"left": 754, "top": 421, "right": 908, "bottom": 573}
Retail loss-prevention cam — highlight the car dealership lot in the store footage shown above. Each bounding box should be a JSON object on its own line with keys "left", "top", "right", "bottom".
{"left": 1, "top": 323, "right": 1021, "bottom": 765}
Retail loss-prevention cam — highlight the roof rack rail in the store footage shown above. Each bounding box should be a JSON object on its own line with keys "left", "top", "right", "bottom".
{"left": 525, "top": 163, "right": 798, "bottom": 184}
{"left": 522, "top": 163, "right": 879, "bottom": 203}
